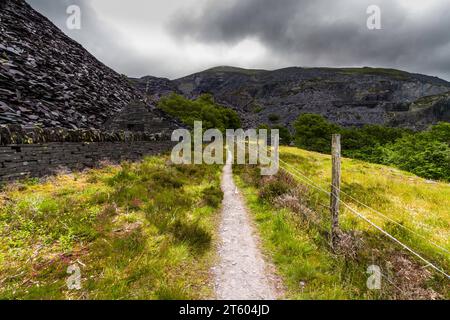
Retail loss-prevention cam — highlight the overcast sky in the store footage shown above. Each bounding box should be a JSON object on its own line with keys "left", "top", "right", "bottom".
{"left": 26, "top": 0, "right": 450, "bottom": 81}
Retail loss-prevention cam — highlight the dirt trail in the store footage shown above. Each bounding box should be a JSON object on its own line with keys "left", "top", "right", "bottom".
{"left": 212, "top": 150, "right": 281, "bottom": 300}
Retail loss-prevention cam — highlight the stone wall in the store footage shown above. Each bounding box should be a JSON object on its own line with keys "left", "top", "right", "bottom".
{"left": 0, "top": 140, "right": 175, "bottom": 183}
{"left": 102, "top": 103, "right": 181, "bottom": 133}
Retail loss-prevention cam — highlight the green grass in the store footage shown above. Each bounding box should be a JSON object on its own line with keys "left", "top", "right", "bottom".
{"left": 234, "top": 146, "right": 450, "bottom": 299}
{"left": 0, "top": 155, "right": 223, "bottom": 299}
{"left": 204, "top": 66, "right": 268, "bottom": 76}
{"left": 235, "top": 180, "right": 371, "bottom": 299}
{"left": 279, "top": 146, "right": 450, "bottom": 260}
{"left": 337, "top": 67, "right": 410, "bottom": 80}
{"left": 410, "top": 91, "right": 450, "bottom": 110}
{"left": 1, "top": 144, "right": 448, "bottom": 300}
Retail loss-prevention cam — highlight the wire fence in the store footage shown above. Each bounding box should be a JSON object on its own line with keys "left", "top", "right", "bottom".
{"left": 277, "top": 157, "right": 450, "bottom": 279}
{"left": 234, "top": 142, "right": 450, "bottom": 281}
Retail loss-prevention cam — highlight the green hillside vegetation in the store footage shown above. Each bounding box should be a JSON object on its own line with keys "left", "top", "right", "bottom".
{"left": 204, "top": 66, "right": 268, "bottom": 76}
{"left": 0, "top": 155, "right": 223, "bottom": 299}
{"left": 257, "top": 124, "right": 293, "bottom": 146}
{"left": 158, "top": 93, "right": 241, "bottom": 132}
{"left": 293, "top": 114, "right": 450, "bottom": 181}
{"left": 338, "top": 67, "right": 410, "bottom": 80}
{"left": 234, "top": 146, "right": 449, "bottom": 299}
{"left": 411, "top": 91, "right": 450, "bottom": 109}
{"left": 0, "top": 146, "right": 448, "bottom": 299}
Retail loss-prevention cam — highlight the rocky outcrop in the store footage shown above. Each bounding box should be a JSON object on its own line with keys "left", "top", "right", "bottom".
{"left": 129, "top": 76, "right": 181, "bottom": 104}
{"left": 134, "top": 66, "right": 450, "bottom": 130}
{"left": 103, "top": 101, "right": 181, "bottom": 134}
{"left": 176, "top": 67, "right": 450, "bottom": 130}
{"left": 0, "top": 0, "right": 140, "bottom": 129}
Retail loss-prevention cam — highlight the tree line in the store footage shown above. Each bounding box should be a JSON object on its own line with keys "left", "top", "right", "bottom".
{"left": 158, "top": 94, "right": 449, "bottom": 182}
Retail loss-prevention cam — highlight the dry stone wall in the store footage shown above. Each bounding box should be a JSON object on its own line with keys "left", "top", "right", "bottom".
{"left": 0, "top": 140, "right": 175, "bottom": 183}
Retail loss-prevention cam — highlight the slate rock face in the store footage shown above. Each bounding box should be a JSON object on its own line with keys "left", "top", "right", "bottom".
{"left": 0, "top": 0, "right": 140, "bottom": 130}
{"left": 134, "top": 66, "right": 450, "bottom": 130}
{"left": 175, "top": 67, "right": 450, "bottom": 130}
{"left": 103, "top": 102, "right": 182, "bottom": 134}
{"left": 129, "top": 76, "right": 181, "bottom": 104}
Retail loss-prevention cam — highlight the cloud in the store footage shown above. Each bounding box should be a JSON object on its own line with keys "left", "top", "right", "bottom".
{"left": 25, "top": 0, "right": 450, "bottom": 81}
{"left": 170, "top": 0, "right": 450, "bottom": 80}
{"left": 26, "top": 0, "right": 145, "bottom": 75}
{"left": 26, "top": 0, "right": 218, "bottom": 78}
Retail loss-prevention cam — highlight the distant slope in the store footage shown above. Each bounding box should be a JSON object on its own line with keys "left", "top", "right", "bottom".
{"left": 128, "top": 75, "right": 181, "bottom": 104}
{"left": 175, "top": 66, "right": 450, "bottom": 130}
{"left": 0, "top": 0, "right": 140, "bottom": 129}
{"left": 133, "top": 66, "right": 450, "bottom": 130}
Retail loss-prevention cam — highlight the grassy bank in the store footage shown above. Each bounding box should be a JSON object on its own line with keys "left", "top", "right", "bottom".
{"left": 0, "top": 155, "right": 223, "bottom": 299}
{"left": 234, "top": 146, "right": 449, "bottom": 299}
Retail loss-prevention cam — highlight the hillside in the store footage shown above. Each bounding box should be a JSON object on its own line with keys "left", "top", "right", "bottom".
{"left": 0, "top": 0, "right": 140, "bottom": 129}
{"left": 132, "top": 66, "right": 450, "bottom": 130}
{"left": 0, "top": 155, "right": 223, "bottom": 299}
{"left": 1, "top": 147, "right": 448, "bottom": 299}
{"left": 234, "top": 146, "right": 450, "bottom": 299}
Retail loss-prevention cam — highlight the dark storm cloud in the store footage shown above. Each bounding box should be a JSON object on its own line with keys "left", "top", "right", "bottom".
{"left": 171, "top": 0, "right": 450, "bottom": 80}
{"left": 23, "top": 0, "right": 450, "bottom": 80}
{"left": 173, "top": 0, "right": 303, "bottom": 44}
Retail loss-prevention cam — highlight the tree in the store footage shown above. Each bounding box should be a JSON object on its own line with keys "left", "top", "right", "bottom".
{"left": 257, "top": 124, "right": 292, "bottom": 145}
{"left": 429, "top": 122, "right": 450, "bottom": 144}
{"left": 293, "top": 114, "right": 340, "bottom": 153}
{"left": 272, "top": 125, "right": 292, "bottom": 145}
{"left": 158, "top": 93, "right": 241, "bottom": 132}
{"left": 382, "top": 133, "right": 450, "bottom": 181}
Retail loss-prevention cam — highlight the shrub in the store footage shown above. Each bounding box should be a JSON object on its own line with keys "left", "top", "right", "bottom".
{"left": 258, "top": 124, "right": 292, "bottom": 145}
{"left": 273, "top": 125, "right": 293, "bottom": 145}
{"left": 252, "top": 104, "right": 263, "bottom": 113}
{"left": 170, "top": 219, "right": 212, "bottom": 252}
{"left": 259, "top": 177, "right": 291, "bottom": 202}
{"left": 268, "top": 114, "right": 280, "bottom": 122}
{"left": 381, "top": 134, "right": 450, "bottom": 181}
{"left": 151, "top": 170, "right": 184, "bottom": 189}
{"left": 430, "top": 122, "right": 450, "bottom": 144}
{"left": 293, "top": 114, "right": 340, "bottom": 153}
{"left": 202, "top": 186, "right": 223, "bottom": 208}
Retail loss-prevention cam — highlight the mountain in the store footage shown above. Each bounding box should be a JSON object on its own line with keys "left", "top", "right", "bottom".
{"left": 129, "top": 75, "right": 181, "bottom": 103}
{"left": 133, "top": 66, "right": 450, "bottom": 130}
{"left": 2, "top": 0, "right": 449, "bottom": 132}
{"left": 0, "top": 0, "right": 141, "bottom": 130}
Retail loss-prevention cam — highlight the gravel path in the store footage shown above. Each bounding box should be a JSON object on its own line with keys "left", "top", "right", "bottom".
{"left": 213, "top": 150, "right": 280, "bottom": 300}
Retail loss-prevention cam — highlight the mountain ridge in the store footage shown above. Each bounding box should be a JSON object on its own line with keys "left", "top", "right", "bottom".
{"left": 132, "top": 65, "right": 450, "bottom": 130}
{"left": 1, "top": 0, "right": 449, "bottom": 131}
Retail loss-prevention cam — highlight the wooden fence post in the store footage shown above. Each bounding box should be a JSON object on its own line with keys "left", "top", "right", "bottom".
{"left": 330, "top": 134, "right": 341, "bottom": 249}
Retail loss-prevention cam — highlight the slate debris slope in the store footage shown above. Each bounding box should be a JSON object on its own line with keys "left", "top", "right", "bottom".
{"left": 0, "top": 0, "right": 139, "bottom": 130}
